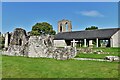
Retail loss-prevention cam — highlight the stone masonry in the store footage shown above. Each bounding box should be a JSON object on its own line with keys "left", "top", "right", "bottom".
{"left": 3, "top": 28, "right": 76, "bottom": 60}
{"left": 58, "top": 19, "right": 72, "bottom": 33}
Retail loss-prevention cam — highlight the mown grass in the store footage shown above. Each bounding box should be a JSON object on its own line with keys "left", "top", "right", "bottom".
{"left": 0, "top": 53, "right": 2, "bottom": 79}
{"left": 92, "top": 47, "right": 120, "bottom": 53}
{"left": 76, "top": 47, "right": 120, "bottom": 59}
{"left": 2, "top": 55, "right": 119, "bottom": 78}
{"left": 75, "top": 53, "right": 118, "bottom": 59}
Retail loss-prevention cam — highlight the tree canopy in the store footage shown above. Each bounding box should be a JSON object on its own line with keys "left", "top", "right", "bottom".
{"left": 85, "top": 26, "right": 98, "bottom": 30}
{"left": 31, "top": 22, "right": 56, "bottom": 36}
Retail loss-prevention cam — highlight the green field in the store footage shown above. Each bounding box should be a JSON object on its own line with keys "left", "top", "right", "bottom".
{"left": 75, "top": 53, "right": 119, "bottom": 59}
{"left": 2, "top": 55, "right": 119, "bottom": 78}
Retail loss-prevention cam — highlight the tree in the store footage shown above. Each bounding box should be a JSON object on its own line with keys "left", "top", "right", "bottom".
{"left": 31, "top": 22, "right": 56, "bottom": 36}
{"left": 85, "top": 26, "right": 98, "bottom": 30}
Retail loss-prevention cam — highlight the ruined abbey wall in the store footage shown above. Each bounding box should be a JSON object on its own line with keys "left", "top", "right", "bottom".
{"left": 3, "top": 28, "right": 76, "bottom": 60}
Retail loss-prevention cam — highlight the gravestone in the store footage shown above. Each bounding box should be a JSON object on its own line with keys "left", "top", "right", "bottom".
{"left": 71, "top": 39, "right": 78, "bottom": 47}
{"left": 71, "top": 39, "right": 78, "bottom": 56}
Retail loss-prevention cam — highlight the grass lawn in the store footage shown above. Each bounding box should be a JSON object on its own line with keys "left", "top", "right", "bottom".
{"left": 75, "top": 53, "right": 118, "bottom": 59}
{"left": 2, "top": 55, "right": 119, "bottom": 78}
{"left": 76, "top": 47, "right": 120, "bottom": 59}
{"left": 92, "top": 47, "right": 120, "bottom": 52}
{"left": 0, "top": 54, "right": 1, "bottom": 79}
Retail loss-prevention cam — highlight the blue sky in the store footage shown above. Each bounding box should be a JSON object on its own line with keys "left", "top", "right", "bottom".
{"left": 2, "top": 2, "right": 118, "bottom": 33}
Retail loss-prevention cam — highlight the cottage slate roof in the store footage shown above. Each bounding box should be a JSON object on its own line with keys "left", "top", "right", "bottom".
{"left": 54, "top": 28, "right": 120, "bottom": 40}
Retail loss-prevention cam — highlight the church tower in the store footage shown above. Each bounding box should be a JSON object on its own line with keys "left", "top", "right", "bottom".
{"left": 58, "top": 19, "right": 72, "bottom": 33}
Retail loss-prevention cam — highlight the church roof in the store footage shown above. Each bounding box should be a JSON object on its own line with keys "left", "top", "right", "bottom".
{"left": 54, "top": 28, "right": 120, "bottom": 40}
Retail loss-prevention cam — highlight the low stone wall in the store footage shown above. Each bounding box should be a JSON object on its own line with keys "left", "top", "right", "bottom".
{"left": 77, "top": 48, "right": 109, "bottom": 54}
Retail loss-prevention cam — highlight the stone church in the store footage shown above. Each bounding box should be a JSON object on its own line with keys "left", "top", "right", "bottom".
{"left": 54, "top": 19, "right": 120, "bottom": 47}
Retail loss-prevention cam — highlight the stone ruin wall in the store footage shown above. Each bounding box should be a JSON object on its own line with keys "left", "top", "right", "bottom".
{"left": 3, "top": 28, "right": 76, "bottom": 60}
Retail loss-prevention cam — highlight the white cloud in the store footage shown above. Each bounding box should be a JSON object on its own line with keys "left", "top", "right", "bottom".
{"left": 77, "top": 10, "right": 104, "bottom": 17}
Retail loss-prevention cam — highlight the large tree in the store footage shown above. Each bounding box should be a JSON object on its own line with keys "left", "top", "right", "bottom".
{"left": 85, "top": 26, "right": 98, "bottom": 30}
{"left": 31, "top": 22, "right": 56, "bottom": 36}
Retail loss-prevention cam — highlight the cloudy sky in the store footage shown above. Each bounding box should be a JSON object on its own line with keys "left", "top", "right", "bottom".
{"left": 2, "top": 2, "right": 118, "bottom": 33}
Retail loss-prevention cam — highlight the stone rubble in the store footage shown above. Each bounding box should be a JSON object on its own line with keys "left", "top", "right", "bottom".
{"left": 73, "top": 58, "right": 110, "bottom": 62}
{"left": 77, "top": 48, "right": 109, "bottom": 54}
{"left": 53, "top": 47, "right": 76, "bottom": 60}
{"left": 104, "top": 56, "right": 120, "bottom": 61}
{"left": 73, "top": 56, "right": 120, "bottom": 62}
